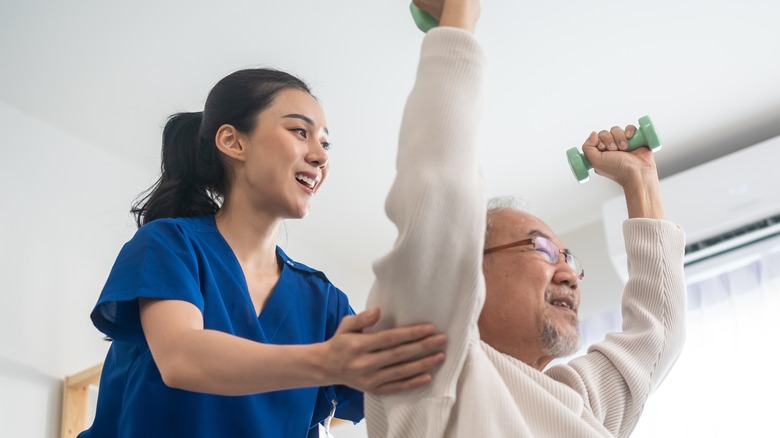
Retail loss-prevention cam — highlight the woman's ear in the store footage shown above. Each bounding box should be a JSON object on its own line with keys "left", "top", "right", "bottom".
{"left": 214, "top": 124, "right": 245, "bottom": 161}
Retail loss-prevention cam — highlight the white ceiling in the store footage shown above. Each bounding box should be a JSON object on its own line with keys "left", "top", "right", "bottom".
{"left": 3, "top": 1, "right": 780, "bottom": 305}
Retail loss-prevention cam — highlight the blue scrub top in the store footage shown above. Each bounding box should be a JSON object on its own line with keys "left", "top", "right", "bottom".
{"left": 79, "top": 215, "right": 363, "bottom": 438}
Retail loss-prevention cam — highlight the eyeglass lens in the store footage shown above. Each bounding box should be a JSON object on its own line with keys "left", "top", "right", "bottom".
{"left": 534, "top": 236, "right": 583, "bottom": 278}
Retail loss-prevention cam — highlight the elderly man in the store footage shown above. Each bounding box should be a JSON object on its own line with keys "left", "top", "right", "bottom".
{"left": 363, "top": 0, "right": 686, "bottom": 437}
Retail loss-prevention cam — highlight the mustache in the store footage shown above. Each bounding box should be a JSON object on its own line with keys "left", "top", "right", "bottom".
{"left": 544, "top": 286, "right": 579, "bottom": 311}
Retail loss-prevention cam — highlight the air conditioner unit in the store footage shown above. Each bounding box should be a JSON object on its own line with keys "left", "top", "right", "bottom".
{"left": 602, "top": 134, "right": 780, "bottom": 283}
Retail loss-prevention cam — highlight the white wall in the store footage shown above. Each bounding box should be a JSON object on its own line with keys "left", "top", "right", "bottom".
{"left": 0, "top": 101, "right": 151, "bottom": 436}
{"left": 0, "top": 359, "right": 62, "bottom": 437}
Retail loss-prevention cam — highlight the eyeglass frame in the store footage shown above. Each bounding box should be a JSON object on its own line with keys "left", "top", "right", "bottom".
{"left": 483, "top": 236, "right": 585, "bottom": 280}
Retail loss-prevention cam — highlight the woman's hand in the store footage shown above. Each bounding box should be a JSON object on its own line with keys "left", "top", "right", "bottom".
{"left": 319, "top": 308, "right": 447, "bottom": 395}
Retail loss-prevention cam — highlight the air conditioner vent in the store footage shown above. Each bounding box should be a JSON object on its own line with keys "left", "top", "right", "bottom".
{"left": 684, "top": 212, "right": 780, "bottom": 266}
{"left": 602, "top": 133, "right": 780, "bottom": 283}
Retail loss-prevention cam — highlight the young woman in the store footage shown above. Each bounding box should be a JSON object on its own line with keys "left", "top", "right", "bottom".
{"left": 79, "top": 68, "right": 447, "bottom": 438}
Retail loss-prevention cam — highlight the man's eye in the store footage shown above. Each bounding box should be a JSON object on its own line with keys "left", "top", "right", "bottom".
{"left": 536, "top": 248, "right": 556, "bottom": 262}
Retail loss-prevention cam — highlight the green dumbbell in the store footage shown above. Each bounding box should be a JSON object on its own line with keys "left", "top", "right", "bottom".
{"left": 410, "top": 3, "right": 439, "bottom": 33}
{"left": 566, "top": 115, "right": 662, "bottom": 184}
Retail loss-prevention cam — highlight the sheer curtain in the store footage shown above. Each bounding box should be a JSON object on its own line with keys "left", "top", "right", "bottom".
{"left": 573, "top": 238, "right": 780, "bottom": 437}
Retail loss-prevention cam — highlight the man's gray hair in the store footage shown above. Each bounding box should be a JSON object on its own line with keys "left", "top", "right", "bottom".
{"left": 487, "top": 195, "right": 532, "bottom": 213}
{"left": 485, "top": 195, "right": 534, "bottom": 245}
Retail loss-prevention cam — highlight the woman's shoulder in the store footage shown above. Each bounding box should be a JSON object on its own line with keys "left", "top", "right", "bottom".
{"left": 276, "top": 246, "right": 329, "bottom": 279}
{"left": 134, "top": 215, "right": 216, "bottom": 241}
{"left": 275, "top": 246, "right": 352, "bottom": 301}
{"left": 275, "top": 247, "right": 355, "bottom": 323}
{"left": 139, "top": 215, "right": 216, "bottom": 232}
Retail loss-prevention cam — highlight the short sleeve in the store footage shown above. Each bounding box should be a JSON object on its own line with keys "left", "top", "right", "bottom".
{"left": 329, "top": 292, "right": 363, "bottom": 423}
{"left": 310, "top": 282, "right": 365, "bottom": 426}
{"left": 90, "top": 220, "right": 205, "bottom": 342}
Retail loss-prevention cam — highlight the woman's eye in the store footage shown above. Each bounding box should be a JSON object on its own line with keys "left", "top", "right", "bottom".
{"left": 321, "top": 141, "right": 331, "bottom": 151}
{"left": 293, "top": 128, "right": 308, "bottom": 139}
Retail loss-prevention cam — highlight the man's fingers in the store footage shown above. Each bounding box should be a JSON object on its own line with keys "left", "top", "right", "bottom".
{"left": 625, "top": 124, "right": 637, "bottom": 139}
{"left": 583, "top": 131, "right": 598, "bottom": 148}
{"left": 610, "top": 126, "right": 629, "bottom": 151}
{"left": 413, "top": 0, "right": 444, "bottom": 20}
{"left": 599, "top": 130, "right": 618, "bottom": 151}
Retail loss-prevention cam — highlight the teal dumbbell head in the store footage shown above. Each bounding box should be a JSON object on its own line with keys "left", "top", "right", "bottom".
{"left": 410, "top": 3, "right": 439, "bottom": 33}
{"left": 566, "top": 115, "right": 662, "bottom": 183}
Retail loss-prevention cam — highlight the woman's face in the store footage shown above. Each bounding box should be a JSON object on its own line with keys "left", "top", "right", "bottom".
{"left": 233, "top": 88, "right": 330, "bottom": 220}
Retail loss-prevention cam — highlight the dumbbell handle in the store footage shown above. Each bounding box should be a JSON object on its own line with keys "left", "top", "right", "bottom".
{"left": 410, "top": 3, "right": 439, "bottom": 33}
{"left": 566, "top": 115, "right": 662, "bottom": 183}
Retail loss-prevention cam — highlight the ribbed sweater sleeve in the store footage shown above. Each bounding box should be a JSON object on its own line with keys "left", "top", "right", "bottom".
{"left": 364, "top": 27, "right": 486, "bottom": 437}
{"left": 364, "top": 24, "right": 686, "bottom": 438}
{"left": 546, "top": 218, "right": 687, "bottom": 437}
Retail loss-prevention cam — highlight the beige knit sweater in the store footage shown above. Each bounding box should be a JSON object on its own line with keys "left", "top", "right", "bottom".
{"left": 364, "top": 28, "right": 686, "bottom": 438}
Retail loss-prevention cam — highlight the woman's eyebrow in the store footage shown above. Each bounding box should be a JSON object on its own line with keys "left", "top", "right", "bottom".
{"left": 283, "top": 113, "right": 329, "bottom": 135}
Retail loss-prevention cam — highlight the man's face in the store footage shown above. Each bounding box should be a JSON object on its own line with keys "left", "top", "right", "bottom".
{"left": 478, "top": 209, "right": 582, "bottom": 370}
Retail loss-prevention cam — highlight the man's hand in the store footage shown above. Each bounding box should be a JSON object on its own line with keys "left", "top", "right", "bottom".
{"left": 581, "top": 125, "right": 666, "bottom": 219}
{"left": 413, "top": 0, "right": 481, "bottom": 33}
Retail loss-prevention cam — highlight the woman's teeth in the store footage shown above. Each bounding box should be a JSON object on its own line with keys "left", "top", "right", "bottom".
{"left": 295, "top": 174, "right": 316, "bottom": 189}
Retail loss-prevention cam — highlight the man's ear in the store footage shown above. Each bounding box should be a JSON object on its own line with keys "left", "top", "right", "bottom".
{"left": 214, "top": 124, "right": 245, "bottom": 161}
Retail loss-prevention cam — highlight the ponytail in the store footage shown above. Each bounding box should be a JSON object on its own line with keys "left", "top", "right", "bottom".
{"left": 131, "top": 112, "right": 225, "bottom": 228}
{"left": 132, "top": 67, "right": 312, "bottom": 228}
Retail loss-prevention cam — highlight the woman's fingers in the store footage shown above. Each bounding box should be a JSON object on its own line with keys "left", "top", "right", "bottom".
{"left": 354, "top": 332, "right": 447, "bottom": 394}
{"left": 367, "top": 352, "right": 446, "bottom": 395}
{"left": 362, "top": 323, "right": 440, "bottom": 352}
{"left": 335, "top": 308, "right": 380, "bottom": 334}
{"left": 327, "top": 310, "right": 450, "bottom": 393}
{"left": 365, "top": 333, "right": 448, "bottom": 368}
{"left": 373, "top": 373, "right": 434, "bottom": 395}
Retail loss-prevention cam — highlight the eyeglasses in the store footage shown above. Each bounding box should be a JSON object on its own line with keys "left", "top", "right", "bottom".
{"left": 483, "top": 236, "right": 585, "bottom": 279}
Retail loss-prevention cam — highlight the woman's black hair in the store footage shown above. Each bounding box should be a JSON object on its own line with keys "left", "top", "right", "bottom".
{"left": 131, "top": 68, "right": 312, "bottom": 228}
